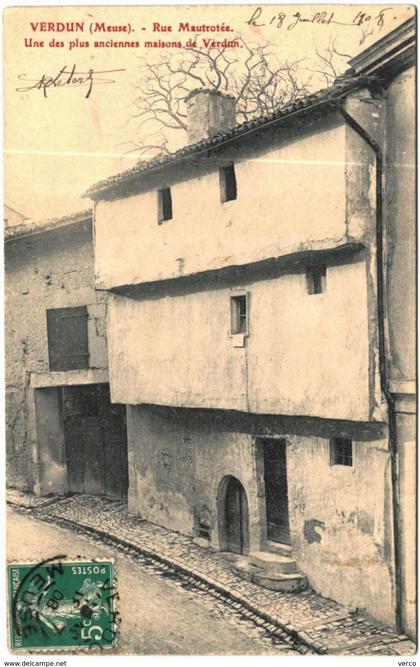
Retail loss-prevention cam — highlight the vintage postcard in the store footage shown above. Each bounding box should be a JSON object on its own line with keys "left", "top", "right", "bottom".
{"left": 3, "top": 1, "right": 416, "bottom": 659}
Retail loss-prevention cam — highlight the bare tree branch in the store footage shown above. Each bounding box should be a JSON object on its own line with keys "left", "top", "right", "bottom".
{"left": 125, "top": 35, "right": 349, "bottom": 159}
{"left": 306, "top": 37, "right": 351, "bottom": 87}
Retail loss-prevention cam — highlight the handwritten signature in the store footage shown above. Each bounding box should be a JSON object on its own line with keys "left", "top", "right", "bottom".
{"left": 16, "top": 64, "right": 125, "bottom": 98}
{"left": 246, "top": 7, "right": 394, "bottom": 43}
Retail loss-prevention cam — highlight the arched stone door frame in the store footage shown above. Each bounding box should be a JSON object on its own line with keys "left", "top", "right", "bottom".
{"left": 217, "top": 475, "right": 250, "bottom": 555}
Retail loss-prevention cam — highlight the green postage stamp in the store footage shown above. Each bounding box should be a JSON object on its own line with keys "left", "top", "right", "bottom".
{"left": 8, "top": 557, "right": 118, "bottom": 651}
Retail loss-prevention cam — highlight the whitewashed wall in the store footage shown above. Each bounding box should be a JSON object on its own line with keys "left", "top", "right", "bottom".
{"left": 95, "top": 124, "right": 348, "bottom": 289}
{"left": 107, "top": 257, "right": 371, "bottom": 421}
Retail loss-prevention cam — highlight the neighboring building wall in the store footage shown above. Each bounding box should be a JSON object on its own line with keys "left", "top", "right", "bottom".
{"left": 384, "top": 65, "right": 416, "bottom": 639}
{"left": 107, "top": 254, "right": 373, "bottom": 422}
{"left": 385, "top": 66, "right": 416, "bottom": 389}
{"left": 127, "top": 404, "right": 395, "bottom": 627}
{"left": 5, "top": 220, "right": 108, "bottom": 491}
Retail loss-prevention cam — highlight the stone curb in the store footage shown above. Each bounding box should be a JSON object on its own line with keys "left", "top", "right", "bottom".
{"left": 7, "top": 496, "right": 61, "bottom": 510}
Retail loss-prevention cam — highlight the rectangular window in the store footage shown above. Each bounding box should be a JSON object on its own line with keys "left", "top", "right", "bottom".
{"left": 47, "top": 306, "right": 89, "bottom": 371}
{"left": 198, "top": 521, "right": 211, "bottom": 540}
{"left": 330, "top": 438, "right": 353, "bottom": 467}
{"left": 158, "top": 187, "right": 172, "bottom": 223}
{"left": 231, "top": 294, "right": 248, "bottom": 334}
{"left": 219, "top": 164, "right": 237, "bottom": 203}
{"left": 306, "top": 265, "right": 326, "bottom": 294}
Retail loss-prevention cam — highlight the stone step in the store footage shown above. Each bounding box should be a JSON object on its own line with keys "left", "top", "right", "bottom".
{"left": 253, "top": 569, "right": 307, "bottom": 593}
{"left": 249, "top": 550, "right": 297, "bottom": 574}
{"left": 232, "top": 558, "right": 307, "bottom": 593}
{"left": 264, "top": 540, "right": 293, "bottom": 558}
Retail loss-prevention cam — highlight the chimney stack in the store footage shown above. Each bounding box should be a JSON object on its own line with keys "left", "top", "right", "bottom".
{"left": 186, "top": 89, "right": 236, "bottom": 145}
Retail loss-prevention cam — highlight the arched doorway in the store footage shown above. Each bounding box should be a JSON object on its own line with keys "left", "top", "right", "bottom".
{"left": 218, "top": 476, "right": 249, "bottom": 555}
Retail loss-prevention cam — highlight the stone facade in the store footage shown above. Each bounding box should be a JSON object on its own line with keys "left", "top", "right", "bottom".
{"left": 88, "top": 21, "right": 416, "bottom": 634}
{"left": 5, "top": 214, "right": 108, "bottom": 492}
{"left": 89, "top": 21, "right": 416, "bottom": 632}
{"left": 127, "top": 405, "right": 394, "bottom": 626}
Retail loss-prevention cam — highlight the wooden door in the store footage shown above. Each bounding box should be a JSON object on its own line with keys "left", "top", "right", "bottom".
{"left": 103, "top": 401, "right": 128, "bottom": 498}
{"left": 63, "top": 384, "right": 128, "bottom": 498}
{"left": 225, "top": 477, "right": 249, "bottom": 554}
{"left": 65, "top": 416, "right": 85, "bottom": 494}
{"left": 263, "top": 439, "right": 290, "bottom": 544}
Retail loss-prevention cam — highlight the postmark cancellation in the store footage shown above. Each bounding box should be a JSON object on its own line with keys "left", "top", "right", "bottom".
{"left": 8, "top": 556, "right": 118, "bottom": 651}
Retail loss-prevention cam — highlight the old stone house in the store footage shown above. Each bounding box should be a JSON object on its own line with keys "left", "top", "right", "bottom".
{"left": 6, "top": 17, "right": 415, "bottom": 640}
{"left": 5, "top": 211, "right": 128, "bottom": 498}
{"left": 85, "top": 18, "right": 415, "bottom": 637}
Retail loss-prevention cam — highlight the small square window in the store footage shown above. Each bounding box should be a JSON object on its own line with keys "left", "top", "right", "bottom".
{"left": 231, "top": 294, "right": 248, "bottom": 334}
{"left": 158, "top": 187, "right": 172, "bottom": 223}
{"left": 220, "top": 164, "right": 237, "bottom": 203}
{"left": 330, "top": 438, "right": 353, "bottom": 467}
{"left": 306, "top": 265, "right": 326, "bottom": 294}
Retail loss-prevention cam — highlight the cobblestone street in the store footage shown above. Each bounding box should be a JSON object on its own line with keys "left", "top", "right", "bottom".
{"left": 7, "top": 506, "right": 302, "bottom": 655}
{"left": 7, "top": 491, "right": 416, "bottom": 656}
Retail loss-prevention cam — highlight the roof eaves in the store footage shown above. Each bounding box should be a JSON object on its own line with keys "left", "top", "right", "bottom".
{"left": 5, "top": 209, "right": 92, "bottom": 242}
{"left": 349, "top": 15, "right": 415, "bottom": 73}
{"left": 85, "top": 79, "right": 362, "bottom": 201}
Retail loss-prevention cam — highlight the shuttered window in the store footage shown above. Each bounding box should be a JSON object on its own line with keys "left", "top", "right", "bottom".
{"left": 47, "top": 306, "right": 89, "bottom": 371}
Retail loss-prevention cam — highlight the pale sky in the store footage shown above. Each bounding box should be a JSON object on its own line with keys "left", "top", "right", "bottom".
{"left": 4, "top": 4, "right": 414, "bottom": 222}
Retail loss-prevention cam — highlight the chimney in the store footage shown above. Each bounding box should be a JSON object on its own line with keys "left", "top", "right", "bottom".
{"left": 186, "top": 89, "right": 236, "bottom": 145}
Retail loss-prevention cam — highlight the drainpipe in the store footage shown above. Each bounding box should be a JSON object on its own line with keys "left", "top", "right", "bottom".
{"left": 331, "top": 102, "right": 402, "bottom": 632}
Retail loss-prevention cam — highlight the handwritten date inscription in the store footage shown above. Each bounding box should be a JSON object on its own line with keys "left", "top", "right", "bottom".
{"left": 246, "top": 7, "right": 394, "bottom": 42}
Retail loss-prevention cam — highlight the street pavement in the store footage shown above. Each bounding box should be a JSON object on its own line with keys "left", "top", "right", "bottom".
{"left": 28, "top": 493, "right": 416, "bottom": 656}
{"left": 6, "top": 507, "right": 299, "bottom": 655}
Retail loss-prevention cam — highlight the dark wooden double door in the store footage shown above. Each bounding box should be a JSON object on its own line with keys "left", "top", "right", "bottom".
{"left": 62, "top": 384, "right": 128, "bottom": 498}
{"left": 262, "top": 439, "right": 290, "bottom": 545}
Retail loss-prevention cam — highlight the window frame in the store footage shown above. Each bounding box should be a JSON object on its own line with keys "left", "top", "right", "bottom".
{"left": 306, "top": 265, "right": 327, "bottom": 295}
{"left": 157, "top": 186, "right": 173, "bottom": 224}
{"left": 230, "top": 292, "right": 249, "bottom": 335}
{"left": 219, "top": 163, "right": 237, "bottom": 203}
{"left": 330, "top": 437, "right": 353, "bottom": 467}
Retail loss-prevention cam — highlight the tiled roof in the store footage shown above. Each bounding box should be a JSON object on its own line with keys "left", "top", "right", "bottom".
{"left": 5, "top": 209, "right": 91, "bottom": 241}
{"left": 85, "top": 76, "right": 368, "bottom": 200}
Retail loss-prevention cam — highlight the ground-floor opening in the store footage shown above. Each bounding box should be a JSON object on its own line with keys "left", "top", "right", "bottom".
{"left": 261, "top": 438, "right": 290, "bottom": 545}
{"left": 218, "top": 475, "right": 249, "bottom": 555}
{"left": 35, "top": 382, "right": 128, "bottom": 498}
